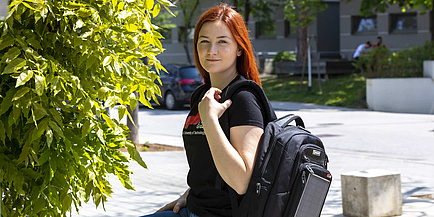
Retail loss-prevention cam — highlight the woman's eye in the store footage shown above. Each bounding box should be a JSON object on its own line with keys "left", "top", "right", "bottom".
{"left": 218, "top": 40, "right": 227, "bottom": 44}
{"left": 199, "top": 40, "right": 209, "bottom": 44}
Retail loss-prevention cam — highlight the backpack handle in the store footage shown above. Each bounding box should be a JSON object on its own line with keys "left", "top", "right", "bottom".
{"left": 276, "top": 114, "right": 305, "bottom": 128}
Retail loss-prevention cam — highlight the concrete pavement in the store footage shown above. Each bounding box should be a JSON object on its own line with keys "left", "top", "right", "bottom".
{"left": 72, "top": 102, "right": 434, "bottom": 217}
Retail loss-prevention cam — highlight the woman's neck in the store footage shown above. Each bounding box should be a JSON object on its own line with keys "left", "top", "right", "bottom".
{"left": 210, "top": 71, "right": 238, "bottom": 90}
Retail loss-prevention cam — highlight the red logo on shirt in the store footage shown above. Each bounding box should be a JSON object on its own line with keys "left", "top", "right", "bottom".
{"left": 184, "top": 112, "right": 201, "bottom": 129}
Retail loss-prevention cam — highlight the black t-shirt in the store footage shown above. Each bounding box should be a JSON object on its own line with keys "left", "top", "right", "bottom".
{"left": 182, "top": 76, "right": 265, "bottom": 217}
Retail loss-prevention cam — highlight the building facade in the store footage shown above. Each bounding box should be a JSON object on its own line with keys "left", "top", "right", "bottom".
{"left": 158, "top": 0, "right": 432, "bottom": 67}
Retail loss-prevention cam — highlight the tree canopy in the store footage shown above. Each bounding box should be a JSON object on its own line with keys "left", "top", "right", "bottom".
{"left": 0, "top": 0, "right": 173, "bottom": 216}
{"left": 350, "top": 0, "right": 433, "bottom": 16}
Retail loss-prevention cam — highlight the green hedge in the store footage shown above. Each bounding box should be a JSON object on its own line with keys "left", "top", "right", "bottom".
{"left": 354, "top": 40, "right": 434, "bottom": 78}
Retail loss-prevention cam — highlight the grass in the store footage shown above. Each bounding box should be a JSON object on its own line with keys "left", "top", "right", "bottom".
{"left": 261, "top": 73, "right": 367, "bottom": 109}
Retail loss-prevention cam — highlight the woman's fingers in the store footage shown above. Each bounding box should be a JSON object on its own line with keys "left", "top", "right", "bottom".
{"left": 202, "top": 87, "right": 222, "bottom": 101}
{"left": 173, "top": 196, "right": 187, "bottom": 213}
{"left": 155, "top": 200, "right": 176, "bottom": 213}
{"left": 199, "top": 88, "right": 232, "bottom": 121}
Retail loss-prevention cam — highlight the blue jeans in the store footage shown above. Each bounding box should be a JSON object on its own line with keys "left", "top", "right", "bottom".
{"left": 141, "top": 208, "right": 199, "bottom": 217}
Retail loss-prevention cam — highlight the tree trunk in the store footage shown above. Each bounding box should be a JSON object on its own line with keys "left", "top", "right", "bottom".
{"left": 297, "top": 26, "right": 308, "bottom": 90}
{"left": 244, "top": 0, "right": 251, "bottom": 24}
{"left": 183, "top": 29, "right": 192, "bottom": 65}
{"left": 127, "top": 93, "right": 139, "bottom": 146}
{"left": 296, "top": 26, "right": 308, "bottom": 62}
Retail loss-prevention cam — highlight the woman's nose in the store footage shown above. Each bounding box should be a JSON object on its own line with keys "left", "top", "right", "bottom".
{"left": 208, "top": 43, "right": 218, "bottom": 55}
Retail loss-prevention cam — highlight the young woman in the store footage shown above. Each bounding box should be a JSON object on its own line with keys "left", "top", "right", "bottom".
{"left": 142, "top": 3, "right": 268, "bottom": 217}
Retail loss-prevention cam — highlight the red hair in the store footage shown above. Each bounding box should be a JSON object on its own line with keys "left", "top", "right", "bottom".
{"left": 193, "top": 3, "right": 261, "bottom": 86}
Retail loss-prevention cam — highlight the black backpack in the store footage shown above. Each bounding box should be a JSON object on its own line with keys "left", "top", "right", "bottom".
{"left": 191, "top": 77, "right": 332, "bottom": 217}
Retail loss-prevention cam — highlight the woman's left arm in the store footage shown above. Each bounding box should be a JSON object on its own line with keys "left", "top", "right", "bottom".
{"left": 199, "top": 87, "right": 263, "bottom": 195}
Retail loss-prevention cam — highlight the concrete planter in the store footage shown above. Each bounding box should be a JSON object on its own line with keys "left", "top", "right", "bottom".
{"left": 274, "top": 61, "right": 304, "bottom": 74}
{"left": 423, "top": 60, "right": 434, "bottom": 79}
{"left": 366, "top": 61, "right": 434, "bottom": 114}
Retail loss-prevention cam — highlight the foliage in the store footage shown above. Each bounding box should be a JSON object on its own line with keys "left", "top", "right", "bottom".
{"left": 153, "top": 7, "right": 177, "bottom": 41}
{"left": 272, "top": 51, "right": 296, "bottom": 67}
{"left": 262, "top": 73, "right": 367, "bottom": 108}
{"left": 354, "top": 40, "right": 434, "bottom": 78}
{"left": 283, "top": 0, "right": 328, "bottom": 28}
{"left": 0, "top": 0, "right": 174, "bottom": 216}
{"left": 176, "top": 0, "right": 200, "bottom": 65}
{"left": 348, "top": 0, "right": 433, "bottom": 16}
{"left": 283, "top": 0, "right": 327, "bottom": 62}
{"left": 231, "top": 0, "right": 278, "bottom": 24}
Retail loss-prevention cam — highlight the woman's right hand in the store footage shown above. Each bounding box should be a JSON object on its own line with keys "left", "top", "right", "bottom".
{"left": 155, "top": 189, "right": 189, "bottom": 213}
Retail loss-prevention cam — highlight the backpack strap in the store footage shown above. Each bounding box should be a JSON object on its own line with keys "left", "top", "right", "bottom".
{"left": 215, "top": 77, "right": 277, "bottom": 212}
{"left": 190, "top": 83, "right": 211, "bottom": 108}
{"left": 223, "top": 80, "right": 276, "bottom": 121}
{"left": 275, "top": 114, "right": 305, "bottom": 128}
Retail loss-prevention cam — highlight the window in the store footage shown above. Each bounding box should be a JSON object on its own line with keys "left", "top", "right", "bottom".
{"left": 284, "top": 20, "right": 297, "bottom": 38}
{"left": 352, "top": 16, "right": 377, "bottom": 35}
{"left": 256, "top": 20, "right": 276, "bottom": 39}
{"left": 390, "top": 13, "right": 417, "bottom": 33}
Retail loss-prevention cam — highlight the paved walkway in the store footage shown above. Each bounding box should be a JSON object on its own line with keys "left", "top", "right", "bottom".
{"left": 72, "top": 102, "right": 434, "bottom": 217}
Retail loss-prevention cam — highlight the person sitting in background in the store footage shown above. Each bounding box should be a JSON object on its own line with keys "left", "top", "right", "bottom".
{"left": 353, "top": 41, "right": 372, "bottom": 60}
{"left": 373, "top": 36, "right": 385, "bottom": 48}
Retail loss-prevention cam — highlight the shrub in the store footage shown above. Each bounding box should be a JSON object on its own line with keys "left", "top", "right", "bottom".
{"left": 272, "top": 51, "right": 296, "bottom": 65}
{"left": 354, "top": 40, "right": 434, "bottom": 78}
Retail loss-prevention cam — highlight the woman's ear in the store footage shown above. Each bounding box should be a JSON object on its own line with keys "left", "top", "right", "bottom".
{"left": 237, "top": 48, "right": 243, "bottom": 56}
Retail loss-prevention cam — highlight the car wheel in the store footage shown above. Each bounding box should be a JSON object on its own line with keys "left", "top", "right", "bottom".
{"left": 165, "top": 91, "right": 181, "bottom": 110}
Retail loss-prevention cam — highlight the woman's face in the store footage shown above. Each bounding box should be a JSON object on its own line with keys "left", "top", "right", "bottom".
{"left": 197, "top": 21, "right": 241, "bottom": 76}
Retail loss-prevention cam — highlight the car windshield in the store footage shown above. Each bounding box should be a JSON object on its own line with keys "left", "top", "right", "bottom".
{"left": 180, "top": 67, "right": 200, "bottom": 79}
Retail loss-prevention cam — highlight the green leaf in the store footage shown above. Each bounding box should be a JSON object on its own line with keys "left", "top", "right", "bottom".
{"left": 33, "top": 196, "right": 46, "bottom": 214}
{"left": 18, "top": 141, "right": 31, "bottom": 163}
{"left": 22, "top": 1, "right": 37, "bottom": 10}
{"left": 0, "top": 120, "right": 5, "bottom": 141}
{"left": 0, "top": 89, "right": 16, "bottom": 116}
{"left": 27, "top": 37, "right": 42, "bottom": 50}
{"left": 83, "top": 98, "right": 92, "bottom": 112}
{"left": 3, "top": 58, "right": 26, "bottom": 74}
{"left": 32, "top": 118, "right": 49, "bottom": 142}
{"left": 33, "top": 103, "right": 48, "bottom": 118}
{"left": 105, "top": 95, "right": 118, "bottom": 108}
{"left": 34, "top": 75, "right": 45, "bottom": 96}
{"left": 12, "top": 87, "right": 30, "bottom": 101}
{"left": 0, "top": 36, "right": 15, "bottom": 50}
{"left": 98, "top": 87, "right": 110, "bottom": 100}
{"left": 38, "top": 149, "right": 51, "bottom": 166}
{"left": 101, "top": 113, "right": 116, "bottom": 132}
{"left": 159, "top": 0, "right": 175, "bottom": 7}
{"left": 81, "top": 119, "right": 92, "bottom": 137}
{"left": 62, "top": 194, "right": 72, "bottom": 212}
{"left": 117, "top": 173, "right": 134, "bottom": 190}
{"left": 16, "top": 70, "right": 34, "bottom": 87}
{"left": 103, "top": 55, "right": 112, "bottom": 66}
{"left": 46, "top": 129, "right": 53, "bottom": 148}
{"left": 86, "top": 56, "right": 97, "bottom": 70}
{"left": 1, "top": 47, "right": 21, "bottom": 63}
{"left": 152, "top": 3, "right": 160, "bottom": 18}
{"left": 125, "top": 141, "right": 147, "bottom": 169}
{"left": 96, "top": 127, "right": 105, "bottom": 144}
{"left": 146, "top": 0, "right": 154, "bottom": 10}
{"left": 49, "top": 120, "right": 64, "bottom": 138}
{"left": 118, "top": 105, "right": 126, "bottom": 120}
{"left": 48, "top": 108, "right": 63, "bottom": 126}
